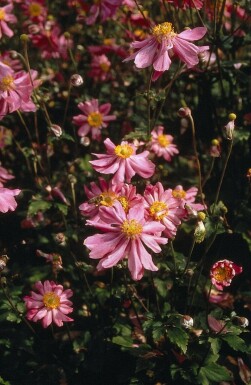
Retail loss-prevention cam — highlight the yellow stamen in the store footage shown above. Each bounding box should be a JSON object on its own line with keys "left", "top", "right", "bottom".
{"left": 43, "top": 292, "right": 60, "bottom": 309}
{"left": 100, "top": 62, "right": 110, "bottom": 72}
{"left": 121, "top": 219, "right": 143, "bottom": 239}
{"left": 149, "top": 201, "right": 168, "bottom": 220}
{"left": 29, "top": 2, "right": 42, "bottom": 17}
{"left": 99, "top": 191, "right": 117, "bottom": 207}
{"left": 0, "top": 9, "right": 6, "bottom": 21}
{"left": 114, "top": 144, "right": 134, "bottom": 158}
{"left": 118, "top": 196, "right": 129, "bottom": 212}
{"left": 213, "top": 266, "right": 232, "bottom": 282}
{"left": 152, "top": 22, "right": 175, "bottom": 42}
{"left": 157, "top": 134, "right": 169, "bottom": 147}
{"left": 172, "top": 189, "right": 186, "bottom": 199}
{"left": 87, "top": 111, "right": 103, "bottom": 128}
{"left": 0, "top": 75, "right": 14, "bottom": 92}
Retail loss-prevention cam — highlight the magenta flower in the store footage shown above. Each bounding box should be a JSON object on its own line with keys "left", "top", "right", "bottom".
{"left": 0, "top": 166, "right": 14, "bottom": 186}
{"left": 84, "top": 202, "right": 167, "bottom": 280}
{"left": 86, "top": 0, "right": 123, "bottom": 25}
{"left": 0, "top": 187, "right": 21, "bottom": 213}
{"left": 73, "top": 99, "right": 116, "bottom": 141}
{"left": 150, "top": 125, "right": 179, "bottom": 161}
{"left": 0, "top": 62, "right": 39, "bottom": 119}
{"left": 21, "top": 0, "right": 47, "bottom": 22}
{"left": 90, "top": 138, "right": 155, "bottom": 184}
{"left": 166, "top": 0, "right": 203, "bottom": 9}
{"left": 210, "top": 259, "right": 242, "bottom": 291}
{"left": 124, "top": 23, "right": 208, "bottom": 80}
{"left": 144, "top": 182, "right": 185, "bottom": 238}
{"left": 0, "top": 4, "right": 17, "bottom": 39}
{"left": 24, "top": 280, "right": 73, "bottom": 328}
{"left": 88, "top": 54, "right": 112, "bottom": 82}
{"left": 172, "top": 185, "right": 205, "bottom": 214}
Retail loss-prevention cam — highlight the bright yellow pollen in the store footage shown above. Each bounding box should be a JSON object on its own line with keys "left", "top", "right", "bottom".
{"left": 103, "top": 38, "right": 113, "bottom": 46}
{"left": 157, "top": 134, "right": 170, "bottom": 147}
{"left": 114, "top": 144, "right": 134, "bottom": 158}
{"left": 149, "top": 201, "right": 168, "bottom": 220}
{"left": 172, "top": 189, "right": 186, "bottom": 199}
{"left": 29, "top": 2, "right": 42, "bottom": 17}
{"left": 0, "top": 9, "right": 6, "bottom": 21}
{"left": 99, "top": 191, "right": 117, "bottom": 207}
{"left": 100, "top": 62, "right": 110, "bottom": 72}
{"left": 0, "top": 75, "right": 14, "bottom": 92}
{"left": 87, "top": 112, "right": 103, "bottom": 128}
{"left": 118, "top": 196, "right": 129, "bottom": 212}
{"left": 152, "top": 22, "right": 175, "bottom": 41}
{"left": 213, "top": 266, "right": 232, "bottom": 282}
{"left": 43, "top": 292, "right": 60, "bottom": 309}
{"left": 121, "top": 219, "right": 143, "bottom": 239}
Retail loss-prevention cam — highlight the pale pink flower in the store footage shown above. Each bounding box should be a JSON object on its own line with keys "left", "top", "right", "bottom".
{"left": 21, "top": 0, "right": 47, "bottom": 22}
{"left": 73, "top": 99, "right": 116, "bottom": 141}
{"left": 166, "top": 0, "right": 203, "bottom": 9}
{"left": 90, "top": 138, "right": 155, "bottom": 184}
{"left": 0, "top": 187, "right": 21, "bottom": 213}
{"left": 84, "top": 202, "right": 168, "bottom": 280}
{"left": 144, "top": 182, "right": 185, "bottom": 239}
{"left": 79, "top": 177, "right": 142, "bottom": 221}
{"left": 88, "top": 54, "right": 112, "bottom": 82}
{"left": 0, "top": 4, "right": 17, "bottom": 39}
{"left": 124, "top": 23, "right": 208, "bottom": 80}
{"left": 0, "top": 166, "right": 14, "bottom": 186}
{"left": 150, "top": 125, "right": 179, "bottom": 161}
{"left": 24, "top": 280, "right": 73, "bottom": 328}
{"left": 0, "top": 62, "right": 39, "bottom": 119}
{"left": 86, "top": 0, "right": 123, "bottom": 25}
{"left": 0, "top": 51, "right": 22, "bottom": 71}
{"left": 172, "top": 185, "right": 205, "bottom": 214}
{"left": 210, "top": 259, "right": 242, "bottom": 291}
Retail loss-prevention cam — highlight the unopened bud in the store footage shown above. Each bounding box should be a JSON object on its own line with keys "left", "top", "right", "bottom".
{"left": 54, "top": 232, "right": 66, "bottom": 245}
{"left": 181, "top": 315, "right": 194, "bottom": 329}
{"left": 178, "top": 107, "right": 191, "bottom": 117}
{"left": 228, "top": 113, "right": 237, "bottom": 121}
{"left": 223, "top": 120, "right": 235, "bottom": 140}
{"left": 70, "top": 74, "right": 84, "bottom": 87}
{"left": 50, "top": 124, "right": 62, "bottom": 137}
{"left": 211, "top": 139, "right": 220, "bottom": 146}
{"left": 197, "top": 212, "right": 206, "bottom": 221}
{"left": 64, "top": 31, "right": 71, "bottom": 39}
{"left": 232, "top": 316, "right": 249, "bottom": 328}
{"left": 194, "top": 221, "right": 206, "bottom": 243}
{"left": 80, "top": 136, "right": 90, "bottom": 146}
{"left": 20, "top": 34, "right": 29, "bottom": 42}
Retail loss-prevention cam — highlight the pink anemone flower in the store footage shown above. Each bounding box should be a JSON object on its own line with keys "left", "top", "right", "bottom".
{"left": 124, "top": 23, "right": 208, "bottom": 80}
{"left": 210, "top": 259, "right": 242, "bottom": 291}
{"left": 84, "top": 202, "right": 168, "bottom": 280}
{"left": 88, "top": 54, "right": 112, "bottom": 82}
{"left": 0, "top": 4, "right": 17, "bottom": 39}
{"left": 23, "top": 280, "right": 73, "bottom": 328}
{"left": 21, "top": 0, "right": 47, "bottom": 22}
{"left": 144, "top": 182, "right": 185, "bottom": 239}
{"left": 73, "top": 99, "right": 116, "bottom": 141}
{"left": 90, "top": 138, "right": 155, "bottom": 185}
{"left": 0, "top": 187, "right": 21, "bottom": 213}
{"left": 0, "top": 166, "right": 14, "bottom": 186}
{"left": 150, "top": 125, "right": 179, "bottom": 161}
{"left": 172, "top": 185, "right": 205, "bottom": 214}
{"left": 86, "top": 0, "right": 123, "bottom": 25}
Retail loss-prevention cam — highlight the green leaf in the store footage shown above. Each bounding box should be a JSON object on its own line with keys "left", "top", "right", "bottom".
{"left": 28, "top": 200, "right": 52, "bottom": 216}
{"left": 198, "top": 363, "right": 232, "bottom": 385}
{"left": 54, "top": 202, "right": 68, "bottom": 215}
{"left": 112, "top": 335, "right": 133, "bottom": 348}
{"left": 208, "top": 337, "right": 221, "bottom": 355}
{"left": 168, "top": 327, "right": 189, "bottom": 354}
{"left": 222, "top": 334, "right": 247, "bottom": 352}
{"left": 0, "top": 377, "right": 11, "bottom": 385}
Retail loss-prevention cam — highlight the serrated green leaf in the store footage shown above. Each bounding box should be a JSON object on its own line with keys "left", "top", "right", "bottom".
{"left": 28, "top": 200, "right": 52, "bottom": 216}
{"left": 54, "top": 202, "right": 68, "bottom": 215}
{"left": 112, "top": 335, "right": 133, "bottom": 348}
{"left": 208, "top": 337, "right": 221, "bottom": 355}
{"left": 168, "top": 327, "right": 189, "bottom": 354}
{"left": 222, "top": 334, "right": 247, "bottom": 352}
{"left": 198, "top": 363, "right": 232, "bottom": 385}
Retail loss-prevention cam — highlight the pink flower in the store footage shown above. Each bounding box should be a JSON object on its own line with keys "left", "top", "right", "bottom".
{"left": 144, "top": 182, "right": 184, "bottom": 238}
{"left": 166, "top": 0, "right": 203, "bottom": 9}
{"left": 150, "top": 125, "right": 179, "bottom": 161}
{"left": 84, "top": 202, "right": 168, "bottom": 280}
{"left": 73, "top": 99, "right": 116, "bottom": 141}
{"left": 0, "top": 51, "right": 22, "bottom": 71}
{"left": 86, "top": 0, "right": 123, "bottom": 25}
{"left": 0, "top": 166, "right": 14, "bottom": 186}
{"left": 210, "top": 259, "right": 242, "bottom": 291}
{"left": 124, "top": 23, "right": 208, "bottom": 80}
{"left": 0, "top": 62, "right": 39, "bottom": 119}
{"left": 24, "top": 280, "right": 73, "bottom": 328}
{"left": 0, "top": 4, "right": 17, "bottom": 39}
{"left": 90, "top": 138, "right": 155, "bottom": 184}
{"left": 21, "top": 0, "right": 47, "bottom": 22}
{"left": 172, "top": 185, "right": 205, "bottom": 214}
{"left": 88, "top": 54, "right": 112, "bottom": 82}
{"left": 0, "top": 187, "right": 21, "bottom": 213}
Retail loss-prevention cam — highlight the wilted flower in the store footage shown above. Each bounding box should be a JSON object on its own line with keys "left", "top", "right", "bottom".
{"left": 207, "top": 315, "right": 227, "bottom": 334}
{"left": 24, "top": 280, "right": 73, "bottom": 328}
{"left": 210, "top": 259, "right": 242, "bottom": 290}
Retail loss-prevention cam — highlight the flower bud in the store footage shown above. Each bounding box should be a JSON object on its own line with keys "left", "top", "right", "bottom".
{"left": 197, "top": 211, "right": 206, "bottom": 221}
{"left": 223, "top": 120, "right": 235, "bottom": 140}
{"left": 50, "top": 124, "right": 62, "bottom": 137}
{"left": 194, "top": 221, "right": 206, "bottom": 243}
{"left": 181, "top": 315, "right": 194, "bottom": 329}
{"left": 80, "top": 136, "right": 90, "bottom": 146}
{"left": 228, "top": 113, "right": 237, "bottom": 121}
{"left": 70, "top": 74, "right": 84, "bottom": 87}
{"left": 20, "top": 34, "right": 29, "bottom": 42}
{"left": 232, "top": 316, "right": 249, "bottom": 328}
{"left": 178, "top": 107, "right": 191, "bottom": 117}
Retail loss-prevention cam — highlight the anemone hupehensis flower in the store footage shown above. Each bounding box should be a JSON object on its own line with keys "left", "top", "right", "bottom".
{"left": 24, "top": 280, "right": 73, "bottom": 328}
{"left": 0, "top": 187, "right": 21, "bottom": 213}
{"left": 0, "top": 4, "right": 17, "bottom": 39}
{"left": 90, "top": 138, "right": 155, "bottom": 184}
{"left": 124, "top": 23, "right": 208, "bottom": 80}
{"left": 84, "top": 202, "right": 168, "bottom": 280}
{"left": 86, "top": 0, "right": 123, "bottom": 25}
{"left": 150, "top": 125, "right": 179, "bottom": 161}
{"left": 210, "top": 259, "right": 242, "bottom": 291}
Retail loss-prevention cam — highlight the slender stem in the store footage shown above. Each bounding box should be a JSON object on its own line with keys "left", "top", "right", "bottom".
{"left": 133, "top": 0, "right": 151, "bottom": 27}
{"left": 62, "top": 83, "right": 72, "bottom": 129}
{"left": 202, "top": 157, "right": 215, "bottom": 188}
{"left": 182, "top": 238, "right": 196, "bottom": 277}
{"left": 146, "top": 70, "right": 153, "bottom": 137}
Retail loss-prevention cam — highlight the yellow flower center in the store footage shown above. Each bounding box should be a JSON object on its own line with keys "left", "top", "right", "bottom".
{"left": 87, "top": 112, "right": 103, "bottom": 128}
{"left": 0, "top": 75, "right": 14, "bottom": 92}
{"left": 103, "top": 38, "right": 113, "bottom": 46}
{"left": 99, "top": 191, "right": 117, "bottom": 207}
{"left": 213, "top": 265, "right": 232, "bottom": 282}
{"left": 29, "top": 2, "right": 42, "bottom": 17}
{"left": 149, "top": 201, "right": 168, "bottom": 220}
{"left": 118, "top": 196, "right": 129, "bottom": 212}
{"left": 43, "top": 292, "right": 60, "bottom": 309}
{"left": 121, "top": 219, "right": 143, "bottom": 239}
{"left": 100, "top": 62, "right": 110, "bottom": 72}
{"left": 152, "top": 22, "right": 175, "bottom": 42}
{"left": 114, "top": 144, "right": 134, "bottom": 158}
{"left": 172, "top": 189, "right": 186, "bottom": 199}
{"left": 0, "top": 9, "right": 6, "bottom": 21}
{"left": 157, "top": 134, "right": 170, "bottom": 147}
